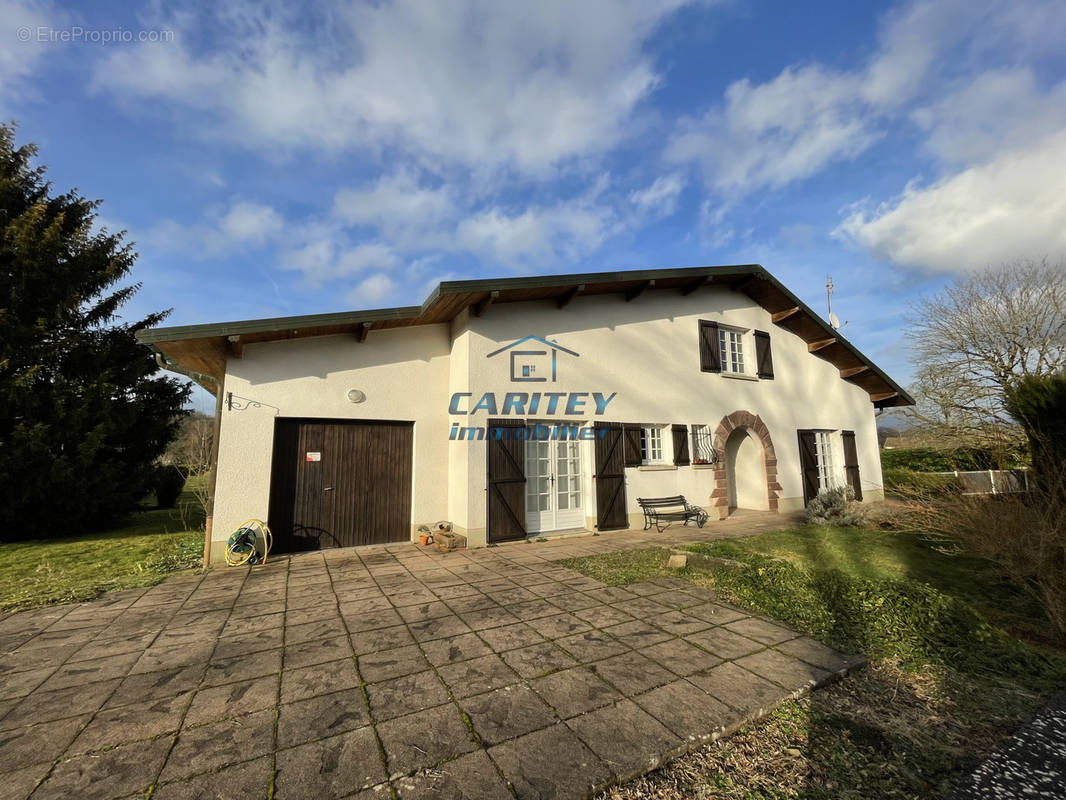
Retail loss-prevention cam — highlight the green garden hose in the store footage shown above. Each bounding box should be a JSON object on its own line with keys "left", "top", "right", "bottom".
{"left": 226, "top": 518, "right": 272, "bottom": 566}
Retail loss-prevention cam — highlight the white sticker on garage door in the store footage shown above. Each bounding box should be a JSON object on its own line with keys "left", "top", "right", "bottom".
{"left": 305, "top": 452, "right": 321, "bottom": 462}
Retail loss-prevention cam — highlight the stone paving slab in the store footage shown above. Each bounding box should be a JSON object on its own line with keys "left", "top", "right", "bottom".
{"left": 0, "top": 513, "right": 864, "bottom": 800}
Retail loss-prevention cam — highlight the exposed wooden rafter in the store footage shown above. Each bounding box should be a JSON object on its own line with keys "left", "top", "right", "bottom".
{"left": 473, "top": 290, "right": 500, "bottom": 317}
{"left": 557, "top": 284, "right": 585, "bottom": 309}
{"left": 227, "top": 335, "right": 244, "bottom": 358}
{"left": 624, "top": 279, "right": 655, "bottom": 302}
{"left": 356, "top": 322, "right": 372, "bottom": 343}
{"left": 808, "top": 337, "right": 837, "bottom": 352}
{"left": 871, "top": 391, "right": 899, "bottom": 402}
{"left": 840, "top": 365, "right": 869, "bottom": 378}
{"left": 771, "top": 306, "right": 801, "bottom": 323}
{"left": 681, "top": 276, "right": 712, "bottom": 296}
{"left": 734, "top": 276, "right": 763, "bottom": 297}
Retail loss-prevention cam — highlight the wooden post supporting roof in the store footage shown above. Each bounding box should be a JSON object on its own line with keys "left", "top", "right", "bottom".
{"left": 624, "top": 279, "right": 655, "bottom": 302}
{"left": 557, "top": 284, "right": 584, "bottom": 309}
{"left": 681, "top": 275, "right": 712, "bottom": 296}
{"left": 473, "top": 290, "right": 499, "bottom": 317}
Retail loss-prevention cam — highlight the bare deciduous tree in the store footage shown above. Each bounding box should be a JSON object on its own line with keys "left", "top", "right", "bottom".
{"left": 906, "top": 258, "right": 1066, "bottom": 447}
{"left": 162, "top": 412, "right": 213, "bottom": 523}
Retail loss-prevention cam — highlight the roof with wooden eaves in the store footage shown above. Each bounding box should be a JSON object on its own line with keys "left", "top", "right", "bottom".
{"left": 136, "top": 264, "right": 913, "bottom": 407}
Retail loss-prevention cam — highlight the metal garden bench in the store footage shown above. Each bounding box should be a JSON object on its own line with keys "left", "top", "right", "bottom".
{"left": 637, "top": 495, "right": 709, "bottom": 532}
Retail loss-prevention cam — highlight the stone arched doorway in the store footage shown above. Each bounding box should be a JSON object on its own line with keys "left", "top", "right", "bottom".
{"left": 710, "top": 411, "right": 781, "bottom": 520}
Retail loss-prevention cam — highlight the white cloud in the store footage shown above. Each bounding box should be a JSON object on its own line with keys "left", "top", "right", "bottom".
{"left": 628, "top": 173, "right": 685, "bottom": 219}
{"left": 664, "top": 0, "right": 976, "bottom": 199}
{"left": 218, "top": 202, "right": 284, "bottom": 244}
{"left": 669, "top": 64, "right": 878, "bottom": 195}
{"left": 144, "top": 201, "right": 283, "bottom": 254}
{"left": 279, "top": 237, "right": 398, "bottom": 287}
{"left": 456, "top": 201, "right": 613, "bottom": 265}
{"left": 332, "top": 170, "right": 459, "bottom": 249}
{"left": 664, "top": 0, "right": 1066, "bottom": 273}
{"left": 346, "top": 273, "right": 397, "bottom": 306}
{"left": 0, "top": 0, "right": 62, "bottom": 105}
{"left": 911, "top": 69, "right": 1066, "bottom": 164}
{"left": 333, "top": 169, "right": 618, "bottom": 268}
{"left": 665, "top": 0, "right": 1052, "bottom": 200}
{"left": 834, "top": 131, "right": 1066, "bottom": 273}
{"left": 92, "top": 0, "right": 701, "bottom": 174}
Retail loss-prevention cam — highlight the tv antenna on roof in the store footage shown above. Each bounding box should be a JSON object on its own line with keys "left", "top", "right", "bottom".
{"left": 826, "top": 276, "right": 845, "bottom": 330}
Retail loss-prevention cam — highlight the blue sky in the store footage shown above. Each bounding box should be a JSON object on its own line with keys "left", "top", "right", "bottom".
{"left": 4, "top": 0, "right": 1066, "bottom": 413}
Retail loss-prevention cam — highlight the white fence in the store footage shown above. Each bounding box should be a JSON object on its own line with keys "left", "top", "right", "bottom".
{"left": 930, "top": 469, "right": 1030, "bottom": 495}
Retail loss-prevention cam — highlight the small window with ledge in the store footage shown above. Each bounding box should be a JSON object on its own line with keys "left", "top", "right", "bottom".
{"left": 691, "top": 424, "right": 717, "bottom": 464}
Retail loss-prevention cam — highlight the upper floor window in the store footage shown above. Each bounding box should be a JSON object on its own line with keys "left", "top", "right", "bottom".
{"left": 719, "top": 327, "right": 746, "bottom": 374}
{"left": 698, "top": 319, "right": 772, "bottom": 379}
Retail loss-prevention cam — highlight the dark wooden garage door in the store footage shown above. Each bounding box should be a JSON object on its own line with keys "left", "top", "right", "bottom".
{"left": 268, "top": 418, "right": 413, "bottom": 552}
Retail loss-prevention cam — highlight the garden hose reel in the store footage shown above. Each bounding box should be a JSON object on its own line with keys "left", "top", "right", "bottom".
{"left": 225, "top": 518, "right": 273, "bottom": 567}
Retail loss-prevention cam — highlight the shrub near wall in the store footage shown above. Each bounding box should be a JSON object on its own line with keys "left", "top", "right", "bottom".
{"left": 881, "top": 447, "right": 996, "bottom": 472}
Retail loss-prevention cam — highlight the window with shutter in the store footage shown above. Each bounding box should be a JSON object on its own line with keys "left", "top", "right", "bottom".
{"left": 718, "top": 327, "right": 746, "bottom": 374}
{"left": 698, "top": 320, "right": 721, "bottom": 373}
{"left": 754, "top": 330, "right": 774, "bottom": 379}
{"left": 639, "top": 426, "right": 665, "bottom": 464}
{"left": 798, "top": 429, "right": 848, "bottom": 504}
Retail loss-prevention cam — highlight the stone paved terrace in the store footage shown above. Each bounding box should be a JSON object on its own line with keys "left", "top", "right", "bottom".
{"left": 0, "top": 514, "right": 864, "bottom": 800}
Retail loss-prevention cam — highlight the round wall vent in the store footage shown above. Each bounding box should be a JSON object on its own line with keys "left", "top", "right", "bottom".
{"left": 347, "top": 389, "right": 366, "bottom": 403}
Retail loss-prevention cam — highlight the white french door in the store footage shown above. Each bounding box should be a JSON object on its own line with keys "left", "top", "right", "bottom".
{"left": 525, "top": 432, "right": 585, "bottom": 534}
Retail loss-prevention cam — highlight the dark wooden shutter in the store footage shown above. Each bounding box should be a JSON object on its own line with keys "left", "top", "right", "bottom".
{"left": 672, "top": 424, "right": 690, "bottom": 466}
{"left": 841, "top": 430, "right": 862, "bottom": 500}
{"left": 594, "top": 422, "right": 628, "bottom": 530}
{"left": 486, "top": 418, "right": 526, "bottom": 542}
{"left": 797, "top": 430, "right": 820, "bottom": 505}
{"left": 754, "top": 330, "right": 774, "bottom": 379}
{"left": 698, "top": 320, "right": 721, "bottom": 373}
{"left": 622, "top": 423, "right": 643, "bottom": 467}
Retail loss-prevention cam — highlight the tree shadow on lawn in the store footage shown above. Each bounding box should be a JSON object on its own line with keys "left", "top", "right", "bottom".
{"left": 565, "top": 541, "right": 1066, "bottom": 798}
{"left": 601, "top": 660, "right": 1043, "bottom": 800}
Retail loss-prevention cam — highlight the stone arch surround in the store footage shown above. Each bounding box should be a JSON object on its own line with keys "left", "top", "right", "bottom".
{"left": 710, "top": 410, "right": 781, "bottom": 520}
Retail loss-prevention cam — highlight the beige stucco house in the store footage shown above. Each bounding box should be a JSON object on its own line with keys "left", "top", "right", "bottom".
{"left": 138, "top": 265, "right": 912, "bottom": 564}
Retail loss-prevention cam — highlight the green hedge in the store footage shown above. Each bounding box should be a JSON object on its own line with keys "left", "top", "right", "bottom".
{"left": 880, "top": 447, "right": 995, "bottom": 472}
{"left": 883, "top": 468, "right": 964, "bottom": 496}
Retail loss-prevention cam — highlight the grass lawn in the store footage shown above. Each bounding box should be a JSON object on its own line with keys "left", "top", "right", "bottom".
{"left": 0, "top": 485, "right": 204, "bottom": 613}
{"left": 687, "top": 526, "right": 1047, "bottom": 641}
{"left": 561, "top": 525, "right": 1066, "bottom": 800}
